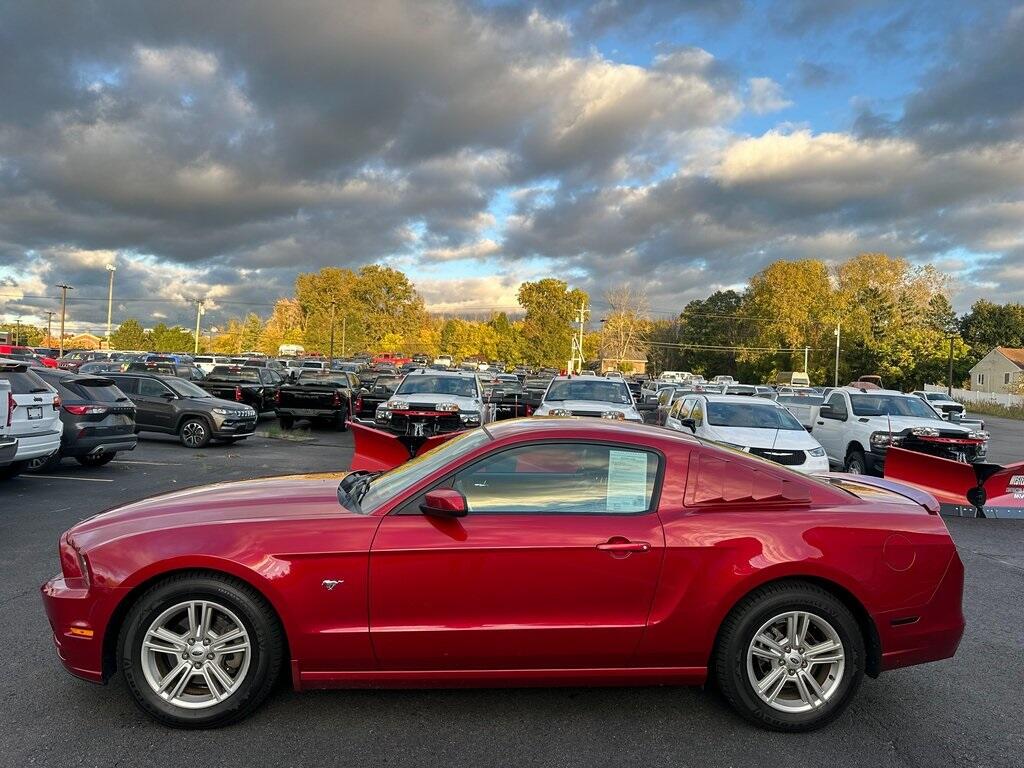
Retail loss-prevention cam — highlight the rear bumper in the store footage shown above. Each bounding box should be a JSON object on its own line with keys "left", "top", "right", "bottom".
{"left": 62, "top": 432, "right": 137, "bottom": 457}
{"left": 876, "top": 551, "right": 966, "bottom": 672}
{"left": 278, "top": 407, "right": 339, "bottom": 419}
{"left": 12, "top": 430, "right": 62, "bottom": 461}
{"left": 40, "top": 575, "right": 108, "bottom": 684}
{"left": 0, "top": 437, "right": 17, "bottom": 464}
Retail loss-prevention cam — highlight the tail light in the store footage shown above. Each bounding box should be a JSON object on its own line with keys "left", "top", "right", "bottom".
{"left": 6, "top": 391, "right": 14, "bottom": 427}
{"left": 526, "top": 405, "right": 533, "bottom": 416}
{"left": 274, "top": 389, "right": 281, "bottom": 404}
{"left": 332, "top": 391, "right": 342, "bottom": 407}
{"left": 64, "top": 404, "right": 109, "bottom": 415}
{"left": 53, "top": 394, "right": 61, "bottom": 410}
{"left": 234, "top": 385, "right": 243, "bottom": 402}
{"left": 354, "top": 396, "right": 363, "bottom": 412}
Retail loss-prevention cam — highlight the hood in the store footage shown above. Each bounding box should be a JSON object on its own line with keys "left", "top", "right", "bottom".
{"left": 68, "top": 472, "right": 351, "bottom": 547}
{"left": 881, "top": 415, "right": 971, "bottom": 434}
{"left": 705, "top": 425, "right": 817, "bottom": 450}
{"left": 389, "top": 392, "right": 479, "bottom": 407}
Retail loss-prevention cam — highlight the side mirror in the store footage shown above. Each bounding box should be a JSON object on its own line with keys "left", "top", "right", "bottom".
{"left": 680, "top": 417, "right": 697, "bottom": 432}
{"left": 818, "top": 404, "right": 832, "bottom": 416}
{"left": 420, "top": 488, "right": 468, "bottom": 518}
{"left": 360, "top": 387, "right": 370, "bottom": 396}
{"left": 947, "top": 411, "right": 960, "bottom": 423}
{"left": 161, "top": 391, "right": 176, "bottom": 400}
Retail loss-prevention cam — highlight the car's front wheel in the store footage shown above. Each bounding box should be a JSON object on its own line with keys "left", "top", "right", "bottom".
{"left": 714, "top": 581, "right": 864, "bottom": 732}
{"left": 119, "top": 573, "right": 283, "bottom": 728}
{"left": 179, "top": 418, "right": 212, "bottom": 448}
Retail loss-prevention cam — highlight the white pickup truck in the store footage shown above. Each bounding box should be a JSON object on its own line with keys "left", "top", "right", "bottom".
{"left": 0, "top": 379, "right": 19, "bottom": 476}
{"left": 812, "top": 386, "right": 989, "bottom": 475}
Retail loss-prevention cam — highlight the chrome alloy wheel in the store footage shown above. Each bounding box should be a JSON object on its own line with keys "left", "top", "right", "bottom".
{"left": 746, "top": 610, "right": 846, "bottom": 713}
{"left": 181, "top": 421, "right": 207, "bottom": 447}
{"left": 140, "top": 600, "right": 252, "bottom": 710}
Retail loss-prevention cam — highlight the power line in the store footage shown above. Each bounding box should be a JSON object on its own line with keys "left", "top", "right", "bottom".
{"left": 646, "top": 341, "right": 827, "bottom": 353}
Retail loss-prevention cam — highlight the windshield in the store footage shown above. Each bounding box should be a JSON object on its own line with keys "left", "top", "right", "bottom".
{"left": 776, "top": 394, "right": 824, "bottom": 406}
{"left": 165, "top": 378, "right": 211, "bottom": 398}
{"left": 343, "top": 429, "right": 492, "bottom": 514}
{"left": 396, "top": 375, "right": 478, "bottom": 398}
{"left": 707, "top": 402, "right": 804, "bottom": 430}
{"left": 850, "top": 394, "right": 941, "bottom": 419}
{"left": 211, "top": 367, "right": 259, "bottom": 381}
{"left": 545, "top": 379, "right": 632, "bottom": 405}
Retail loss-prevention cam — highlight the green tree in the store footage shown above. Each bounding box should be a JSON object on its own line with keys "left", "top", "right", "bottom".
{"left": 488, "top": 312, "right": 525, "bottom": 365}
{"left": 149, "top": 324, "right": 196, "bottom": 353}
{"left": 517, "top": 278, "right": 588, "bottom": 368}
{"left": 238, "top": 313, "right": 265, "bottom": 352}
{"left": 109, "top": 319, "right": 148, "bottom": 350}
{"left": 961, "top": 300, "right": 1024, "bottom": 357}
{"left": 350, "top": 265, "right": 425, "bottom": 351}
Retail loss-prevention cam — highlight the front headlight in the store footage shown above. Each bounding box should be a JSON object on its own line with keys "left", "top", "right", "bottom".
{"left": 459, "top": 412, "right": 480, "bottom": 423}
{"left": 601, "top": 410, "right": 625, "bottom": 420}
{"left": 549, "top": 408, "right": 573, "bottom": 417}
{"left": 212, "top": 407, "right": 245, "bottom": 416}
{"left": 807, "top": 447, "right": 826, "bottom": 458}
{"left": 969, "top": 430, "right": 989, "bottom": 440}
{"left": 870, "top": 431, "right": 893, "bottom": 446}
{"left": 435, "top": 402, "right": 460, "bottom": 412}
{"left": 385, "top": 399, "right": 409, "bottom": 410}
{"left": 910, "top": 426, "right": 940, "bottom": 437}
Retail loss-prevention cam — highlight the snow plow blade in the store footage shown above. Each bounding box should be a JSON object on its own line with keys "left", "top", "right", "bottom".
{"left": 349, "top": 421, "right": 459, "bottom": 472}
{"left": 883, "top": 447, "right": 1024, "bottom": 518}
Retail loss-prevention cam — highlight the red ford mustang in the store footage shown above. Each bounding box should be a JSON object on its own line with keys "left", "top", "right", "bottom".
{"left": 41, "top": 418, "right": 964, "bottom": 731}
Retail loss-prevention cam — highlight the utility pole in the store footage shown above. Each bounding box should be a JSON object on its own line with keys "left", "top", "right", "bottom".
{"left": 56, "top": 284, "right": 73, "bottom": 357}
{"left": 947, "top": 336, "right": 955, "bottom": 397}
{"left": 569, "top": 301, "right": 589, "bottom": 374}
{"left": 803, "top": 345, "right": 809, "bottom": 373}
{"left": 15, "top": 317, "right": 22, "bottom": 346}
{"left": 45, "top": 311, "right": 55, "bottom": 344}
{"left": 833, "top": 322, "right": 841, "bottom": 387}
{"left": 328, "top": 301, "right": 337, "bottom": 367}
{"left": 105, "top": 263, "right": 116, "bottom": 346}
{"left": 193, "top": 298, "right": 205, "bottom": 355}
{"left": 341, "top": 315, "right": 347, "bottom": 358}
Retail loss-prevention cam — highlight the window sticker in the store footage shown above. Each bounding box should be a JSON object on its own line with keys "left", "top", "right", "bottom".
{"left": 606, "top": 450, "right": 649, "bottom": 512}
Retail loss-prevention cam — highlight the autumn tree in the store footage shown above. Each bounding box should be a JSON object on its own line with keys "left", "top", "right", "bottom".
{"left": 350, "top": 265, "right": 426, "bottom": 352}
{"left": 238, "top": 313, "right": 265, "bottom": 352}
{"left": 517, "top": 278, "right": 588, "bottom": 368}
{"left": 599, "top": 285, "right": 651, "bottom": 369}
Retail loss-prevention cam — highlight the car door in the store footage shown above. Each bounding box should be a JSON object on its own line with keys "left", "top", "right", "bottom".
{"left": 369, "top": 440, "right": 666, "bottom": 670}
{"left": 814, "top": 392, "right": 849, "bottom": 465}
{"left": 135, "top": 377, "right": 178, "bottom": 430}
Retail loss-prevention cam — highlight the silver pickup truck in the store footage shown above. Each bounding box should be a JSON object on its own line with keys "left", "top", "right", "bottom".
{"left": 773, "top": 392, "right": 825, "bottom": 431}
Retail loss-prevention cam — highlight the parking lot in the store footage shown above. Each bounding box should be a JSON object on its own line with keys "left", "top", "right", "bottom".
{"left": 1, "top": 416, "right": 1021, "bottom": 768}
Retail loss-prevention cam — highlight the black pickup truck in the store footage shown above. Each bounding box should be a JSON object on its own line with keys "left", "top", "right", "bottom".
{"left": 482, "top": 375, "right": 537, "bottom": 420}
{"left": 352, "top": 374, "right": 403, "bottom": 423}
{"left": 276, "top": 370, "right": 360, "bottom": 430}
{"left": 198, "top": 365, "right": 281, "bottom": 412}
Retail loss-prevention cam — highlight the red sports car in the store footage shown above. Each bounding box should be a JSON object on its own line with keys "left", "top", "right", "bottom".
{"left": 41, "top": 418, "right": 964, "bottom": 731}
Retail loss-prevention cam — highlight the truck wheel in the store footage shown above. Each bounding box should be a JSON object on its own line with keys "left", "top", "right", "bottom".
{"left": 279, "top": 415, "right": 294, "bottom": 430}
{"left": 334, "top": 406, "right": 349, "bottom": 432}
{"left": 179, "top": 418, "right": 212, "bottom": 449}
{"left": 844, "top": 450, "right": 867, "bottom": 475}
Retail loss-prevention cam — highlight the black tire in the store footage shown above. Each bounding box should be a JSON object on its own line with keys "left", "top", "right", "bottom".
{"left": 75, "top": 451, "right": 115, "bottom": 467}
{"left": 278, "top": 415, "right": 294, "bottom": 430}
{"left": 714, "top": 581, "right": 864, "bottom": 732}
{"left": 118, "top": 572, "right": 284, "bottom": 728}
{"left": 334, "top": 405, "right": 349, "bottom": 432}
{"left": 27, "top": 452, "right": 62, "bottom": 473}
{"left": 0, "top": 460, "right": 28, "bottom": 480}
{"left": 844, "top": 449, "right": 867, "bottom": 475}
{"left": 178, "top": 417, "right": 212, "bottom": 449}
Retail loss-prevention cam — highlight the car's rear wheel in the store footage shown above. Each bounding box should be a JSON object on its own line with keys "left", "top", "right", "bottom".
{"left": 278, "top": 415, "right": 294, "bottom": 430}
{"left": 179, "top": 418, "right": 211, "bottom": 449}
{"left": 714, "top": 582, "right": 864, "bottom": 732}
{"left": 119, "top": 573, "right": 283, "bottom": 728}
{"left": 76, "top": 451, "right": 115, "bottom": 467}
{"left": 334, "top": 406, "right": 349, "bottom": 432}
{"left": 844, "top": 449, "right": 867, "bottom": 475}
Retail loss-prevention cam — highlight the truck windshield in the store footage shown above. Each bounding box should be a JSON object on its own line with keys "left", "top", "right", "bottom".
{"left": 545, "top": 380, "right": 631, "bottom": 404}
{"left": 849, "top": 394, "right": 941, "bottom": 419}
{"left": 707, "top": 402, "right": 804, "bottom": 430}
{"left": 396, "top": 376, "right": 477, "bottom": 398}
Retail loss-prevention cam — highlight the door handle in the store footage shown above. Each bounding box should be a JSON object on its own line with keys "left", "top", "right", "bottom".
{"left": 597, "top": 540, "right": 650, "bottom": 553}
{"left": 816, "top": 420, "right": 824, "bottom": 425}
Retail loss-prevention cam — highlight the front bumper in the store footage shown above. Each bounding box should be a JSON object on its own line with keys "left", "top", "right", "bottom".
{"left": 40, "top": 574, "right": 108, "bottom": 684}
{"left": 211, "top": 415, "right": 257, "bottom": 437}
{"left": 375, "top": 410, "right": 470, "bottom": 434}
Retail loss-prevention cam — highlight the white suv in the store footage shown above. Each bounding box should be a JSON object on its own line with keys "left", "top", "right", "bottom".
{"left": 534, "top": 375, "right": 643, "bottom": 422}
{"left": 813, "top": 387, "right": 988, "bottom": 474}
{"left": 0, "top": 358, "right": 63, "bottom": 478}
{"left": 0, "top": 379, "right": 18, "bottom": 474}
{"left": 665, "top": 393, "right": 829, "bottom": 474}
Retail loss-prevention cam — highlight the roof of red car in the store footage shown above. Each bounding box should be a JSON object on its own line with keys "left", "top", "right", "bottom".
{"left": 485, "top": 416, "right": 700, "bottom": 445}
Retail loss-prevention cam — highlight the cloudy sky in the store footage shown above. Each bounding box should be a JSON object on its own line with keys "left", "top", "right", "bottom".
{"left": 1, "top": 0, "right": 1023, "bottom": 332}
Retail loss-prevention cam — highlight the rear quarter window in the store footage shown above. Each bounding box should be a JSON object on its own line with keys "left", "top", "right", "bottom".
{"left": 0, "top": 368, "right": 53, "bottom": 394}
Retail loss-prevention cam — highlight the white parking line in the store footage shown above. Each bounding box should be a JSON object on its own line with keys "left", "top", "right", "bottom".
{"left": 20, "top": 475, "right": 114, "bottom": 483}
{"left": 111, "top": 460, "right": 182, "bottom": 466}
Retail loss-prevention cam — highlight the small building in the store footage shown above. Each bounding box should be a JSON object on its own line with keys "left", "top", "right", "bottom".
{"left": 65, "top": 332, "right": 104, "bottom": 350}
{"left": 969, "top": 347, "right": 1024, "bottom": 393}
{"left": 599, "top": 357, "right": 647, "bottom": 375}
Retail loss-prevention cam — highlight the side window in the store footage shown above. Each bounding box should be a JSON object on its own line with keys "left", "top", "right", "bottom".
{"left": 824, "top": 393, "right": 847, "bottom": 420}
{"left": 672, "top": 397, "right": 693, "bottom": 419}
{"left": 450, "top": 443, "right": 660, "bottom": 515}
{"left": 138, "top": 378, "right": 171, "bottom": 397}
{"left": 109, "top": 376, "right": 138, "bottom": 394}
{"left": 689, "top": 400, "right": 704, "bottom": 425}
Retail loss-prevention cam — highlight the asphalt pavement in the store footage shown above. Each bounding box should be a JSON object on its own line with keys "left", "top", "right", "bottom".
{"left": 1, "top": 419, "right": 1022, "bottom": 768}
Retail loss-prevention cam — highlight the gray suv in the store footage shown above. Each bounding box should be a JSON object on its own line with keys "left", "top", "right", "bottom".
{"left": 108, "top": 372, "right": 257, "bottom": 448}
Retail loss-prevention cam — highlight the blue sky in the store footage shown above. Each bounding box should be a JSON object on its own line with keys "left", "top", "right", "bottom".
{"left": 1, "top": 0, "right": 1022, "bottom": 331}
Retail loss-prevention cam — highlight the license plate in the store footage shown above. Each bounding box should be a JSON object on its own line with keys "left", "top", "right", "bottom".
{"left": 27, "top": 405, "right": 43, "bottom": 420}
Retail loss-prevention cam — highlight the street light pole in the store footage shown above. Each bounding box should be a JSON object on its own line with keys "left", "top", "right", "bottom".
{"left": 947, "top": 336, "right": 955, "bottom": 397}
{"left": 45, "top": 311, "right": 55, "bottom": 344}
{"left": 15, "top": 317, "right": 22, "bottom": 346}
{"left": 193, "top": 298, "right": 205, "bottom": 355}
{"left": 833, "top": 322, "right": 841, "bottom": 388}
{"left": 341, "top": 315, "right": 347, "bottom": 358}
{"left": 328, "top": 301, "right": 336, "bottom": 367}
{"left": 105, "top": 263, "right": 116, "bottom": 347}
{"left": 803, "top": 345, "right": 809, "bottom": 373}
{"left": 56, "top": 284, "right": 74, "bottom": 357}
